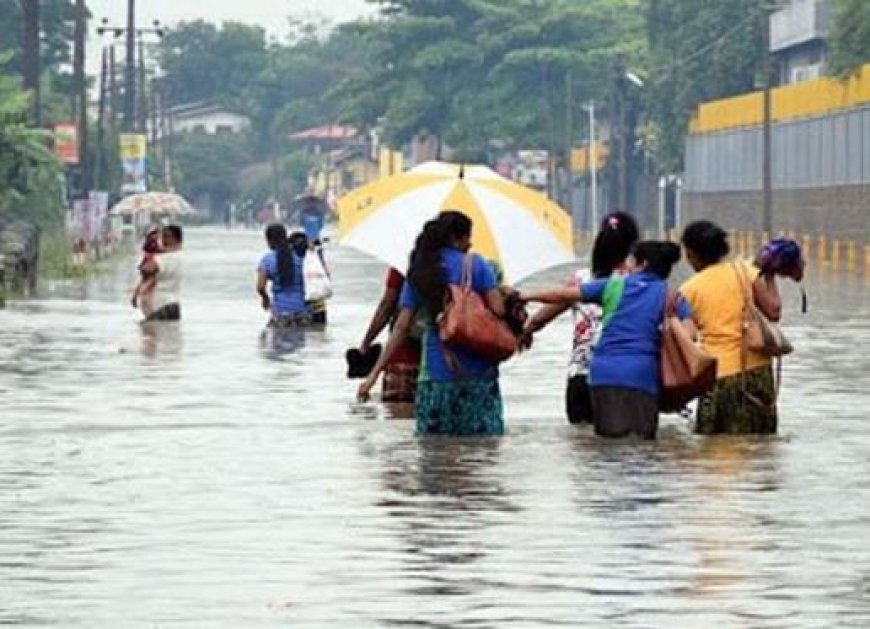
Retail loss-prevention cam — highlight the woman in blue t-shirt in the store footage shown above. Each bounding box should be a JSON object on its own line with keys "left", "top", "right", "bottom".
{"left": 521, "top": 241, "right": 692, "bottom": 439}
{"left": 357, "top": 211, "right": 507, "bottom": 435}
{"left": 256, "top": 223, "right": 311, "bottom": 326}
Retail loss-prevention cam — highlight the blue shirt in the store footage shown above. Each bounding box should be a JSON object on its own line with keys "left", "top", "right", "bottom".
{"left": 580, "top": 272, "right": 692, "bottom": 397}
{"left": 258, "top": 250, "right": 309, "bottom": 316}
{"left": 399, "top": 248, "right": 499, "bottom": 382}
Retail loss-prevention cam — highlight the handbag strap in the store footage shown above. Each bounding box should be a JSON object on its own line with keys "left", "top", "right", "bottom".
{"left": 729, "top": 261, "right": 781, "bottom": 408}
{"left": 461, "top": 253, "right": 473, "bottom": 290}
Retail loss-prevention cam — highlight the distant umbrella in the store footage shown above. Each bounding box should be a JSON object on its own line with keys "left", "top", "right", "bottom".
{"left": 109, "top": 192, "right": 196, "bottom": 217}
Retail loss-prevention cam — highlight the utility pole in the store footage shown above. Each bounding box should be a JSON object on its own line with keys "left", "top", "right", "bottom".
{"left": 95, "top": 46, "right": 108, "bottom": 189}
{"left": 137, "top": 37, "right": 147, "bottom": 133}
{"left": 124, "top": 0, "right": 136, "bottom": 131}
{"left": 564, "top": 71, "right": 574, "bottom": 214}
{"left": 21, "top": 0, "right": 40, "bottom": 125}
{"left": 108, "top": 45, "right": 117, "bottom": 129}
{"left": 761, "top": 2, "right": 775, "bottom": 234}
{"left": 74, "top": 0, "right": 89, "bottom": 193}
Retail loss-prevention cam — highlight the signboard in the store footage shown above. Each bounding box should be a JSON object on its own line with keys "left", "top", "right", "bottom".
{"left": 119, "top": 133, "right": 148, "bottom": 195}
{"left": 53, "top": 122, "right": 79, "bottom": 165}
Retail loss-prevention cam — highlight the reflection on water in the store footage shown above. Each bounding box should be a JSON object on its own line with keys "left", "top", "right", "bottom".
{"left": 0, "top": 227, "right": 869, "bottom": 627}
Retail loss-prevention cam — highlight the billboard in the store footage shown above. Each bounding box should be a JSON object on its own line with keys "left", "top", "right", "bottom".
{"left": 119, "top": 133, "right": 148, "bottom": 195}
{"left": 53, "top": 122, "right": 79, "bottom": 165}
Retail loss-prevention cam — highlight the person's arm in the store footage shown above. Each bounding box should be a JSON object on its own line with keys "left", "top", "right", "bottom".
{"left": 256, "top": 269, "right": 270, "bottom": 311}
{"left": 484, "top": 288, "right": 506, "bottom": 318}
{"left": 359, "top": 286, "right": 401, "bottom": 353}
{"left": 357, "top": 308, "right": 415, "bottom": 402}
{"left": 520, "top": 286, "right": 583, "bottom": 305}
{"left": 525, "top": 303, "right": 571, "bottom": 335}
{"left": 753, "top": 274, "right": 782, "bottom": 322}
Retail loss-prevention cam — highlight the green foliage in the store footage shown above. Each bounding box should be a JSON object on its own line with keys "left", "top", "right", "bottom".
{"left": 0, "top": 0, "right": 77, "bottom": 74}
{"left": 171, "top": 130, "right": 253, "bottom": 211}
{"left": 643, "top": 0, "right": 765, "bottom": 172}
{"left": 828, "top": 0, "right": 870, "bottom": 77}
{"left": 158, "top": 20, "right": 268, "bottom": 108}
{"left": 336, "top": 0, "right": 643, "bottom": 159}
{"left": 0, "top": 54, "right": 64, "bottom": 227}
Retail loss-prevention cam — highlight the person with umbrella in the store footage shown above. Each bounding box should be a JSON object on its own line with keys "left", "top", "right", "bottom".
{"left": 357, "top": 211, "right": 508, "bottom": 435}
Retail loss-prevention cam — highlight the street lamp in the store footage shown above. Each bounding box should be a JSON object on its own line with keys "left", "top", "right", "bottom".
{"left": 582, "top": 101, "right": 597, "bottom": 230}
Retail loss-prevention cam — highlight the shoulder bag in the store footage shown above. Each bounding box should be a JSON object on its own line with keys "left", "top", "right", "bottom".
{"left": 731, "top": 262, "right": 792, "bottom": 358}
{"left": 438, "top": 254, "right": 517, "bottom": 363}
{"left": 303, "top": 250, "right": 333, "bottom": 302}
{"left": 660, "top": 289, "right": 718, "bottom": 413}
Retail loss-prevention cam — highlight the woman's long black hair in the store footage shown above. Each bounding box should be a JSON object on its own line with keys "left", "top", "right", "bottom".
{"left": 265, "top": 223, "right": 295, "bottom": 287}
{"left": 591, "top": 211, "right": 639, "bottom": 278}
{"left": 407, "top": 210, "right": 472, "bottom": 316}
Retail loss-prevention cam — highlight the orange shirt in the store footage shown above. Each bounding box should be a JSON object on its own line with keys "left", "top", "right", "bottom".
{"left": 680, "top": 260, "right": 770, "bottom": 379}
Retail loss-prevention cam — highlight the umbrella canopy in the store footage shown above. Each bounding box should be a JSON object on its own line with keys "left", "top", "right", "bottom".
{"left": 337, "top": 161, "right": 574, "bottom": 283}
{"left": 109, "top": 192, "right": 195, "bottom": 217}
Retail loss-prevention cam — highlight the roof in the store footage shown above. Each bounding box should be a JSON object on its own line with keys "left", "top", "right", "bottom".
{"left": 167, "top": 101, "right": 249, "bottom": 121}
{"left": 289, "top": 125, "right": 358, "bottom": 142}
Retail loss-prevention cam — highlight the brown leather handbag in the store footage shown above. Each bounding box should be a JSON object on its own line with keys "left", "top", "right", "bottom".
{"left": 660, "top": 290, "right": 718, "bottom": 412}
{"left": 438, "top": 255, "right": 517, "bottom": 363}
{"left": 731, "top": 262, "right": 793, "bottom": 358}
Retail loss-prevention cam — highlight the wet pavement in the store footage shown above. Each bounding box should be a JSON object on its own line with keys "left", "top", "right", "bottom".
{"left": 1, "top": 226, "right": 869, "bottom": 627}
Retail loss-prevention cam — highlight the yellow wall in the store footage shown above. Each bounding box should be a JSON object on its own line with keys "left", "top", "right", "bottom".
{"left": 690, "top": 63, "right": 870, "bottom": 135}
{"left": 570, "top": 142, "right": 609, "bottom": 173}
{"left": 378, "top": 148, "right": 404, "bottom": 178}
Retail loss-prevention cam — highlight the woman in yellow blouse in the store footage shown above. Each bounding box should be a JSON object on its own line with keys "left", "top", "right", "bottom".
{"left": 680, "top": 221, "right": 782, "bottom": 434}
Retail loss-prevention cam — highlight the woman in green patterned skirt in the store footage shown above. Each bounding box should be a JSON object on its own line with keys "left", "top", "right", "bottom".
{"left": 357, "top": 211, "right": 507, "bottom": 436}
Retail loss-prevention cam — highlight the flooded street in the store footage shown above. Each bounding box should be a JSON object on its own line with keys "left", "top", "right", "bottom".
{"left": 2, "top": 227, "right": 869, "bottom": 627}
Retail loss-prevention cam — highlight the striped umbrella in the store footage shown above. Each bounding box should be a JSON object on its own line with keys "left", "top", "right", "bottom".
{"left": 337, "top": 161, "right": 574, "bottom": 283}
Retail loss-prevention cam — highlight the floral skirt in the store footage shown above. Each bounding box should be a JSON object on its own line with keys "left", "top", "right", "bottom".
{"left": 695, "top": 365, "right": 778, "bottom": 435}
{"left": 415, "top": 378, "right": 504, "bottom": 436}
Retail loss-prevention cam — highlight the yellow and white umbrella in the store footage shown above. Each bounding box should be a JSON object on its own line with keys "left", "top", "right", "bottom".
{"left": 337, "top": 161, "right": 574, "bottom": 283}
{"left": 109, "top": 192, "right": 196, "bottom": 217}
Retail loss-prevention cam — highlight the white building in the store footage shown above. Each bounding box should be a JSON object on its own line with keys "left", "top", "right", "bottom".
{"left": 162, "top": 102, "right": 251, "bottom": 137}
{"left": 770, "top": 0, "right": 831, "bottom": 85}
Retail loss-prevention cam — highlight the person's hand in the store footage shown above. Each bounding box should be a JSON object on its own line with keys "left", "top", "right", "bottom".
{"left": 260, "top": 294, "right": 271, "bottom": 311}
{"left": 130, "top": 293, "right": 138, "bottom": 309}
{"left": 357, "top": 375, "right": 377, "bottom": 402}
{"left": 359, "top": 341, "right": 370, "bottom": 355}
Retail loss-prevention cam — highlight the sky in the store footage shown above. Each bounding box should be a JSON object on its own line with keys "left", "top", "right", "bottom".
{"left": 85, "top": 0, "right": 374, "bottom": 75}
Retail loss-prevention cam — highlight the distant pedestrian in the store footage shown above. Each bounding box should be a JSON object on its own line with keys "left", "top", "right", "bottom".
{"left": 140, "top": 225, "right": 183, "bottom": 322}
{"left": 257, "top": 224, "right": 311, "bottom": 326}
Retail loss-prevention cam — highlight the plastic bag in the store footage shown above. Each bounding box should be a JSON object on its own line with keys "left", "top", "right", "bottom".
{"left": 303, "top": 251, "right": 333, "bottom": 302}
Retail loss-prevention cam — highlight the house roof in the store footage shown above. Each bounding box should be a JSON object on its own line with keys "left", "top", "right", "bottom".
{"left": 289, "top": 124, "right": 358, "bottom": 142}
{"left": 167, "top": 101, "right": 249, "bottom": 121}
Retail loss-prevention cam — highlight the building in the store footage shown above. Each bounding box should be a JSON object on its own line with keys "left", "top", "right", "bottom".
{"left": 164, "top": 102, "right": 251, "bottom": 136}
{"left": 770, "top": 0, "right": 831, "bottom": 85}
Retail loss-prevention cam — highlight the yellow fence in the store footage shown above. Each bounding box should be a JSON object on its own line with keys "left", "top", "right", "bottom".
{"left": 690, "top": 64, "right": 870, "bottom": 135}
{"left": 572, "top": 229, "right": 870, "bottom": 277}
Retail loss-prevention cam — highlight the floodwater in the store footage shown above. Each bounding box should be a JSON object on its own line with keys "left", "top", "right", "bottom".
{"left": 1, "top": 227, "right": 869, "bottom": 628}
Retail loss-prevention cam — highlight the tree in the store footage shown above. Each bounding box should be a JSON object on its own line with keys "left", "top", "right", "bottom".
{"left": 643, "top": 0, "right": 765, "bottom": 172}
{"left": 828, "top": 0, "right": 870, "bottom": 77}
{"left": 0, "top": 54, "right": 63, "bottom": 225}
{"left": 157, "top": 20, "right": 268, "bottom": 107}
{"left": 171, "top": 130, "right": 252, "bottom": 215}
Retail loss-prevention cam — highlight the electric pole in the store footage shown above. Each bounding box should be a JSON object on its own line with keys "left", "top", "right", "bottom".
{"left": 74, "top": 0, "right": 89, "bottom": 193}
{"left": 95, "top": 46, "right": 108, "bottom": 189}
{"left": 124, "top": 0, "right": 136, "bottom": 131}
{"left": 21, "top": 0, "right": 40, "bottom": 125}
{"left": 761, "top": 2, "right": 774, "bottom": 234}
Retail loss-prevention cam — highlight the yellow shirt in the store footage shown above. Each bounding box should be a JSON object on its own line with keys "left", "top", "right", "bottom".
{"left": 680, "top": 260, "right": 770, "bottom": 379}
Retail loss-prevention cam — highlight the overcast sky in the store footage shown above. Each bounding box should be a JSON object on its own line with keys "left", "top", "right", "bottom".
{"left": 85, "top": 0, "right": 374, "bottom": 74}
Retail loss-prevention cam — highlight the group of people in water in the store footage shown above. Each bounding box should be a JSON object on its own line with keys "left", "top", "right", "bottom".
{"left": 138, "top": 209, "right": 803, "bottom": 441}
{"left": 350, "top": 210, "right": 803, "bottom": 440}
